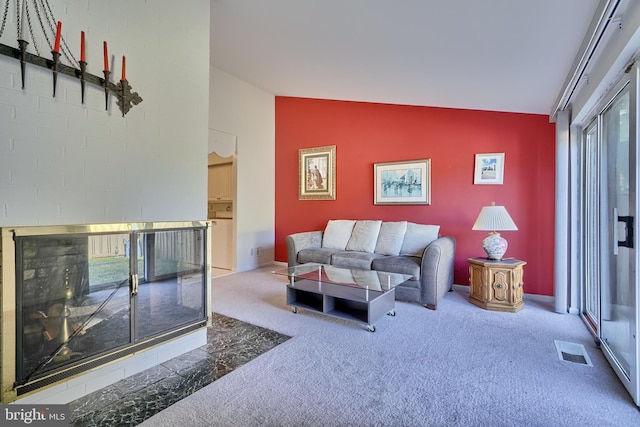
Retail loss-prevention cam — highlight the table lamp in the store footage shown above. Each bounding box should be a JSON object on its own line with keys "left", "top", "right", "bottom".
{"left": 472, "top": 202, "right": 518, "bottom": 260}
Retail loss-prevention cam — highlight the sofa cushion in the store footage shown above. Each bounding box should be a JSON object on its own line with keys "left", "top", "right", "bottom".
{"left": 323, "top": 265, "right": 357, "bottom": 284}
{"left": 345, "top": 220, "right": 382, "bottom": 253}
{"left": 352, "top": 269, "right": 382, "bottom": 291}
{"left": 372, "top": 256, "right": 421, "bottom": 280}
{"left": 322, "top": 220, "right": 357, "bottom": 250}
{"left": 298, "top": 248, "right": 340, "bottom": 265}
{"left": 395, "top": 276, "right": 420, "bottom": 289}
{"left": 374, "top": 221, "right": 408, "bottom": 256}
{"left": 331, "top": 251, "right": 384, "bottom": 270}
{"left": 400, "top": 223, "right": 440, "bottom": 256}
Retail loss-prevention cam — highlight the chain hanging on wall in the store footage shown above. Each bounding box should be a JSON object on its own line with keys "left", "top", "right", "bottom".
{"left": 0, "top": 0, "right": 142, "bottom": 117}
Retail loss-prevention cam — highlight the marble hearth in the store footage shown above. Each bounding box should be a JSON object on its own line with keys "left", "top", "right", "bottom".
{"left": 69, "top": 313, "right": 291, "bottom": 426}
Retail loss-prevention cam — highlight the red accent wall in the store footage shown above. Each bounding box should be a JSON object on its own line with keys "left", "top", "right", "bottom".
{"left": 275, "top": 97, "right": 556, "bottom": 296}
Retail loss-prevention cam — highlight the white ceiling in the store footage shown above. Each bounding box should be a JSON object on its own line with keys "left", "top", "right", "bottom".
{"left": 210, "top": 0, "right": 601, "bottom": 115}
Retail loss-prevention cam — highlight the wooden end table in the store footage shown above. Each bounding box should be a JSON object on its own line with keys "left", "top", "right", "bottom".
{"left": 467, "top": 257, "right": 526, "bottom": 312}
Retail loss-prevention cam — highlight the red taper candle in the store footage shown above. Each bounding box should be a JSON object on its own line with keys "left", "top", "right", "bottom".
{"left": 53, "top": 21, "right": 62, "bottom": 52}
{"left": 121, "top": 55, "right": 126, "bottom": 80}
{"left": 103, "top": 41, "right": 109, "bottom": 71}
{"left": 80, "top": 31, "right": 86, "bottom": 62}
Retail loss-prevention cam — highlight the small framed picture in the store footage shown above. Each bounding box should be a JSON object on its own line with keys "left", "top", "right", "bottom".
{"left": 374, "top": 159, "right": 431, "bottom": 205}
{"left": 474, "top": 153, "right": 505, "bottom": 185}
{"left": 299, "top": 145, "right": 336, "bottom": 200}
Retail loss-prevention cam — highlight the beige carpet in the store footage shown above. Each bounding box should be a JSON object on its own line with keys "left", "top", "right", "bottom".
{"left": 142, "top": 265, "right": 640, "bottom": 427}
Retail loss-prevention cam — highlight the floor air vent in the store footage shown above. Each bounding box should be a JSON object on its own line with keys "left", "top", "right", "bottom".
{"left": 554, "top": 340, "right": 593, "bottom": 366}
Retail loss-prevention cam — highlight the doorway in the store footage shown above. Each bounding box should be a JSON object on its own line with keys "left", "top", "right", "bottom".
{"left": 207, "top": 151, "right": 236, "bottom": 272}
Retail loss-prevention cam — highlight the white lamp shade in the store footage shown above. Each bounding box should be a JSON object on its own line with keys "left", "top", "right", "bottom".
{"left": 472, "top": 205, "right": 518, "bottom": 231}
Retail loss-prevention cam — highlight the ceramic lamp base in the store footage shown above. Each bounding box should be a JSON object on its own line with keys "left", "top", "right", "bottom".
{"left": 482, "top": 232, "right": 508, "bottom": 260}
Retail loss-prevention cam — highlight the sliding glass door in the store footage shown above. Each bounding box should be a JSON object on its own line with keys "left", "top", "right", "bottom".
{"left": 601, "top": 87, "right": 635, "bottom": 380}
{"left": 583, "top": 121, "right": 600, "bottom": 333}
{"left": 580, "top": 67, "right": 639, "bottom": 406}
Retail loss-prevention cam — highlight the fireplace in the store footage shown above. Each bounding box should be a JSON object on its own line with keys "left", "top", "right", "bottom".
{"left": 0, "top": 222, "right": 211, "bottom": 403}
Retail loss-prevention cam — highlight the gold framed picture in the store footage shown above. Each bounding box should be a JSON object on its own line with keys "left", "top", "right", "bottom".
{"left": 299, "top": 145, "right": 336, "bottom": 200}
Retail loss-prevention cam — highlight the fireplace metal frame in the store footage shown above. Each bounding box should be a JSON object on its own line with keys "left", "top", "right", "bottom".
{"left": 1, "top": 221, "right": 212, "bottom": 403}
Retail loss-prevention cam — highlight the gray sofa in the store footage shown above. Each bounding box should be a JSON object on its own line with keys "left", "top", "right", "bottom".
{"left": 286, "top": 220, "right": 456, "bottom": 310}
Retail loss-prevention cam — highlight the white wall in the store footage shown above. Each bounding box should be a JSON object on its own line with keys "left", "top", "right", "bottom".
{"left": 0, "top": 0, "right": 210, "bottom": 227}
{"left": 209, "top": 67, "right": 275, "bottom": 271}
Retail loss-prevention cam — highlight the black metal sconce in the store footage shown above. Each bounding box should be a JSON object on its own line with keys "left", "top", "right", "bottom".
{"left": 0, "top": 0, "right": 143, "bottom": 117}
{"left": 0, "top": 42, "right": 143, "bottom": 117}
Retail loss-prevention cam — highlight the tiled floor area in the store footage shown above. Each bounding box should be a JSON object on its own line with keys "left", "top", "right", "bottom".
{"left": 69, "top": 313, "right": 290, "bottom": 426}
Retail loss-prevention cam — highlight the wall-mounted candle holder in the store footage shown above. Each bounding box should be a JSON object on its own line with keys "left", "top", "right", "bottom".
{"left": 116, "top": 79, "right": 143, "bottom": 117}
{"left": 103, "top": 70, "right": 111, "bottom": 110}
{"left": 51, "top": 50, "right": 61, "bottom": 97}
{"left": 0, "top": 42, "right": 143, "bottom": 117}
{"left": 78, "top": 60, "right": 87, "bottom": 103}
{"left": 18, "top": 40, "right": 28, "bottom": 89}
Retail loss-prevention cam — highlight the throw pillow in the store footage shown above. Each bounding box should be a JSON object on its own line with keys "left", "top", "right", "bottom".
{"left": 345, "top": 220, "right": 382, "bottom": 253}
{"left": 322, "top": 220, "right": 357, "bottom": 250}
{"left": 374, "top": 221, "right": 408, "bottom": 256}
{"left": 400, "top": 223, "right": 440, "bottom": 256}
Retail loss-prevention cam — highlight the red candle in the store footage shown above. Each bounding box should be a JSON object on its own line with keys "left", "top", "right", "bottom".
{"left": 121, "top": 55, "right": 126, "bottom": 80}
{"left": 53, "top": 21, "right": 62, "bottom": 52}
{"left": 103, "top": 41, "right": 109, "bottom": 71}
{"left": 80, "top": 31, "right": 86, "bottom": 62}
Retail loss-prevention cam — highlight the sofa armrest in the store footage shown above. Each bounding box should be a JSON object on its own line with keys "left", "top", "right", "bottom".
{"left": 286, "top": 231, "right": 324, "bottom": 267}
{"left": 419, "top": 236, "right": 456, "bottom": 309}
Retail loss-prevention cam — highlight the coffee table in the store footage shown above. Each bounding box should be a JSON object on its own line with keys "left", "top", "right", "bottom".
{"left": 272, "top": 263, "right": 412, "bottom": 332}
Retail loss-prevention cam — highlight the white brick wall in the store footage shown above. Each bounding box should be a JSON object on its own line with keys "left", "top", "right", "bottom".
{"left": 0, "top": 0, "right": 210, "bottom": 404}
{"left": 0, "top": 0, "right": 210, "bottom": 226}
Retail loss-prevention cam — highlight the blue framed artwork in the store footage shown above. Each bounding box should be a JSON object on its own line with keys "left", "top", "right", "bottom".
{"left": 474, "top": 153, "right": 504, "bottom": 185}
{"left": 374, "top": 159, "right": 431, "bottom": 205}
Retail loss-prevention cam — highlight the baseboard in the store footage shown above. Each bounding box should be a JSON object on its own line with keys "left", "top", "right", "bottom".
{"left": 452, "top": 284, "right": 554, "bottom": 304}
{"left": 254, "top": 273, "right": 557, "bottom": 304}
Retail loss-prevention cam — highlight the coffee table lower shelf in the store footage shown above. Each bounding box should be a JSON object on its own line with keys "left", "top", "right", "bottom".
{"left": 286, "top": 279, "right": 396, "bottom": 332}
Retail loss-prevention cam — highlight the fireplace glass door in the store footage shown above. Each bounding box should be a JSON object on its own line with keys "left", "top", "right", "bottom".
{"left": 15, "top": 226, "right": 206, "bottom": 387}
{"left": 135, "top": 229, "right": 206, "bottom": 340}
